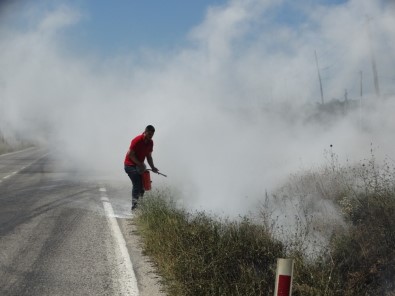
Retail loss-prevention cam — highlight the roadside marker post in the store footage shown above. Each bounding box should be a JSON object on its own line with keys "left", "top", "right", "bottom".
{"left": 274, "top": 258, "right": 294, "bottom": 296}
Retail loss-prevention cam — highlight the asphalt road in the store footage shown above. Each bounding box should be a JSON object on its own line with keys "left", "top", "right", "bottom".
{"left": 0, "top": 148, "right": 165, "bottom": 296}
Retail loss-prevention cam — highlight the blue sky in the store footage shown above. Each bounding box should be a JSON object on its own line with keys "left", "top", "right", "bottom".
{"left": 66, "top": 0, "right": 348, "bottom": 55}
{"left": 2, "top": 0, "right": 349, "bottom": 56}
{"left": 73, "top": 0, "right": 230, "bottom": 53}
{"left": 2, "top": 0, "right": 393, "bottom": 105}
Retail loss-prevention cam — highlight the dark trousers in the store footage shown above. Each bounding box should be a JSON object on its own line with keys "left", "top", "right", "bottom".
{"left": 124, "top": 165, "right": 145, "bottom": 204}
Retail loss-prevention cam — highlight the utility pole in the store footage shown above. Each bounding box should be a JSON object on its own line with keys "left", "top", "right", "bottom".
{"left": 315, "top": 50, "right": 324, "bottom": 104}
{"left": 359, "top": 71, "right": 363, "bottom": 126}
{"left": 366, "top": 16, "right": 381, "bottom": 98}
{"left": 344, "top": 88, "right": 349, "bottom": 113}
{"left": 360, "top": 71, "right": 363, "bottom": 98}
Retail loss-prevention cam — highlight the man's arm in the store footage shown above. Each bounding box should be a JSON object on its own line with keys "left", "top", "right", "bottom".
{"left": 127, "top": 149, "right": 146, "bottom": 170}
{"left": 146, "top": 153, "right": 158, "bottom": 173}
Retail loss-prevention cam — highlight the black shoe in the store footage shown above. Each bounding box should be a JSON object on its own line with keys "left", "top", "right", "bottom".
{"left": 131, "top": 203, "right": 138, "bottom": 210}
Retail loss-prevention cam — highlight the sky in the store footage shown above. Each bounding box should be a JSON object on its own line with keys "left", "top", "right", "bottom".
{"left": 1, "top": 0, "right": 395, "bottom": 218}
{"left": 1, "top": 0, "right": 349, "bottom": 55}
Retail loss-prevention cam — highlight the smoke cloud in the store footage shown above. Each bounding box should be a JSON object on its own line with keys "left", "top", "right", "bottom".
{"left": 1, "top": 0, "right": 394, "bottom": 216}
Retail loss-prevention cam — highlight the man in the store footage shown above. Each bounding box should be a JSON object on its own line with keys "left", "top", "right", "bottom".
{"left": 124, "top": 125, "right": 159, "bottom": 210}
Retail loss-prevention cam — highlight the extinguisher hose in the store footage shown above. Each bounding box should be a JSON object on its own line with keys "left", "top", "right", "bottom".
{"left": 147, "top": 169, "right": 167, "bottom": 177}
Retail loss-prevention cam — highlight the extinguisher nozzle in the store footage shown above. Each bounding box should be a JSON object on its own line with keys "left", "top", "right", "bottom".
{"left": 147, "top": 169, "right": 167, "bottom": 177}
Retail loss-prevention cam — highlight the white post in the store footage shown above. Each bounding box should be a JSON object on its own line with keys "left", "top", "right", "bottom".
{"left": 274, "top": 258, "right": 294, "bottom": 296}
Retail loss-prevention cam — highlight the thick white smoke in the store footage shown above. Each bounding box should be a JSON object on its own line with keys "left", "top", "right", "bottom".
{"left": 0, "top": 0, "right": 394, "bottom": 217}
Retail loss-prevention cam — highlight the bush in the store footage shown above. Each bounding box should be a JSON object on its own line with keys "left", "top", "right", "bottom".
{"left": 290, "top": 152, "right": 395, "bottom": 295}
{"left": 133, "top": 150, "right": 395, "bottom": 295}
{"left": 134, "top": 192, "right": 284, "bottom": 296}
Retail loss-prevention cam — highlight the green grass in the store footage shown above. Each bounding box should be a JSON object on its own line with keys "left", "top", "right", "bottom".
{"left": 133, "top": 150, "right": 395, "bottom": 295}
{"left": 134, "top": 193, "right": 284, "bottom": 295}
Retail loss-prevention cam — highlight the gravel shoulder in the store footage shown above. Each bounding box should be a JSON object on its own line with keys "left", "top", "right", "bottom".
{"left": 119, "top": 218, "right": 167, "bottom": 296}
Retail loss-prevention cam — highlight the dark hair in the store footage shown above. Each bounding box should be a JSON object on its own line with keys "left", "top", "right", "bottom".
{"left": 145, "top": 125, "right": 155, "bottom": 132}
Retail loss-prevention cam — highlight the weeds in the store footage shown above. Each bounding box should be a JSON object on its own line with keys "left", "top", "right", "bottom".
{"left": 134, "top": 148, "right": 395, "bottom": 295}
{"left": 135, "top": 190, "right": 284, "bottom": 295}
{"left": 0, "top": 136, "right": 32, "bottom": 155}
{"left": 276, "top": 148, "right": 395, "bottom": 295}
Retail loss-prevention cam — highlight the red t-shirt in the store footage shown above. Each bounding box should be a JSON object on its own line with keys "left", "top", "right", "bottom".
{"left": 124, "top": 134, "right": 154, "bottom": 166}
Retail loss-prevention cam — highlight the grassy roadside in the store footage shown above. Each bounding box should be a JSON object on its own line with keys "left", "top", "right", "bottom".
{"left": 0, "top": 141, "right": 14, "bottom": 155}
{"left": 135, "top": 194, "right": 284, "bottom": 295}
{"left": 134, "top": 152, "right": 395, "bottom": 295}
{"left": 0, "top": 138, "right": 33, "bottom": 155}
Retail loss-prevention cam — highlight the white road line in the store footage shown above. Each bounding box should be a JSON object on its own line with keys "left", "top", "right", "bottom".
{"left": 0, "top": 147, "right": 35, "bottom": 158}
{"left": 100, "top": 187, "right": 139, "bottom": 296}
{"left": 0, "top": 153, "right": 49, "bottom": 182}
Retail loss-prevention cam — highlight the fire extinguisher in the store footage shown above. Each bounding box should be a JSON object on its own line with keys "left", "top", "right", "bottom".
{"left": 142, "top": 170, "right": 152, "bottom": 191}
{"left": 142, "top": 169, "right": 167, "bottom": 191}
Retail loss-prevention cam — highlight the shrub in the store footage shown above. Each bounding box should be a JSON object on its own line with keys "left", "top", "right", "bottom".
{"left": 133, "top": 149, "right": 395, "bottom": 295}
{"left": 290, "top": 152, "right": 395, "bottom": 295}
{"left": 134, "top": 192, "right": 284, "bottom": 296}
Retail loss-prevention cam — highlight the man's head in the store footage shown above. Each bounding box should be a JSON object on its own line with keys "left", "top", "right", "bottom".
{"left": 144, "top": 125, "right": 155, "bottom": 140}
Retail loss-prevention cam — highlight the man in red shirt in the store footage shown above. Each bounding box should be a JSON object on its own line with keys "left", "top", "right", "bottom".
{"left": 124, "top": 125, "right": 159, "bottom": 210}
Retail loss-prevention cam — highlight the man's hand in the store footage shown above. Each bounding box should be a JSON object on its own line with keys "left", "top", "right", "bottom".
{"left": 138, "top": 163, "right": 146, "bottom": 173}
{"left": 151, "top": 167, "right": 159, "bottom": 173}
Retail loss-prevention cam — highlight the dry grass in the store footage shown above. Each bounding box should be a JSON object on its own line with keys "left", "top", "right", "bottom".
{"left": 0, "top": 136, "right": 32, "bottom": 155}
{"left": 134, "top": 149, "right": 395, "bottom": 295}
{"left": 134, "top": 193, "right": 284, "bottom": 296}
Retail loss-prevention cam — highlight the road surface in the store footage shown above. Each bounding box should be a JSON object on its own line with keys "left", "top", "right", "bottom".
{"left": 0, "top": 148, "right": 165, "bottom": 296}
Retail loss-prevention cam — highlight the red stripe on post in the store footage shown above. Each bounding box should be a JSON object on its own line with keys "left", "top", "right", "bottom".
{"left": 277, "top": 275, "right": 291, "bottom": 296}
